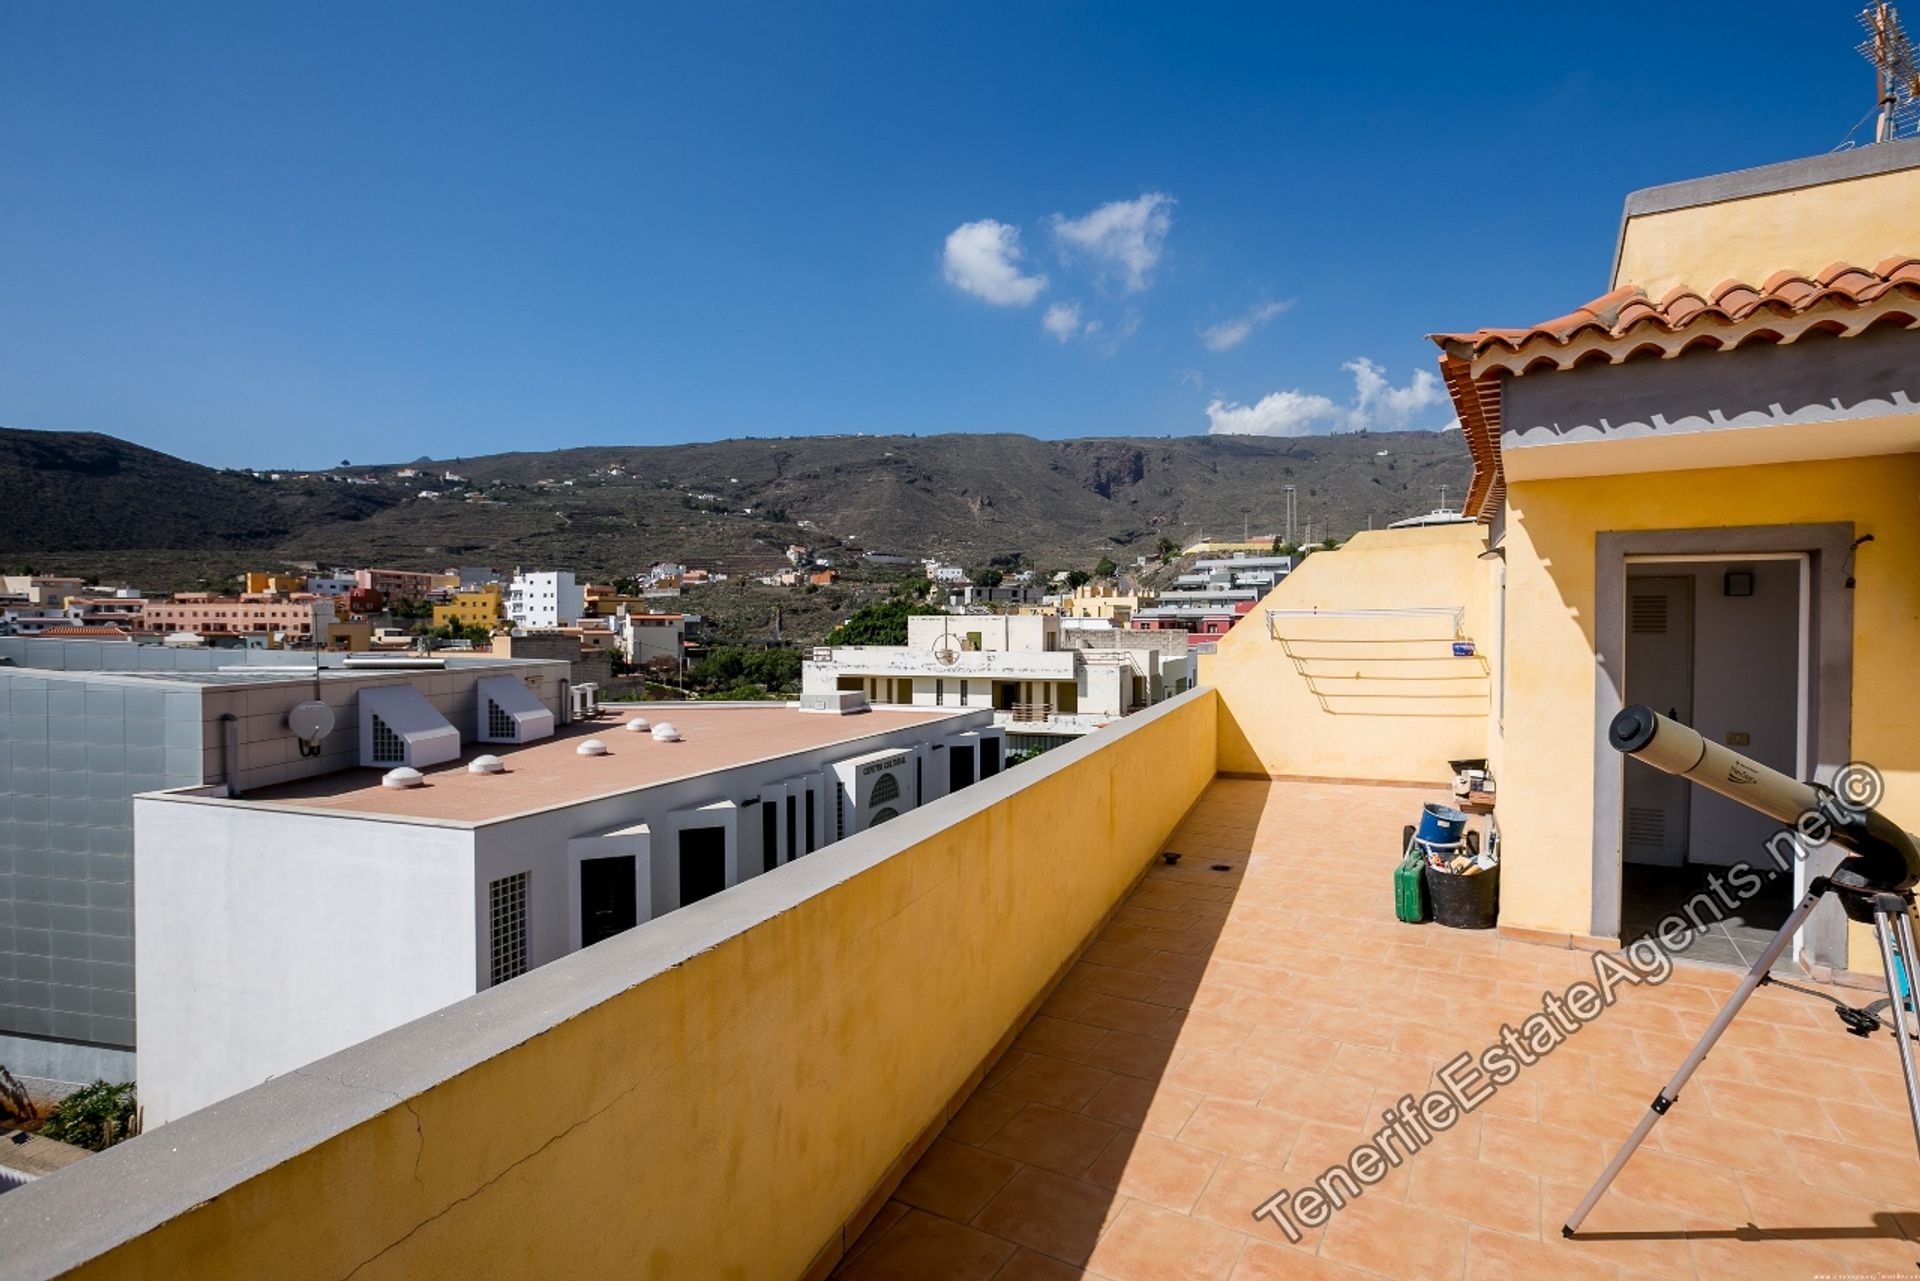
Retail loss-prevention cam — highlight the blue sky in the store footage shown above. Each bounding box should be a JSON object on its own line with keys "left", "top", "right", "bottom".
{"left": 0, "top": 2, "right": 1886, "bottom": 469}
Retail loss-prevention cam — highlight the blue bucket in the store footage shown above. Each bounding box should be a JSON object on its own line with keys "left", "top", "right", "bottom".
{"left": 1416, "top": 803, "right": 1469, "bottom": 849}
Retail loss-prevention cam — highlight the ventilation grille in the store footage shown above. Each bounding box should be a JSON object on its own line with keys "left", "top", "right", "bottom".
{"left": 489, "top": 872, "right": 529, "bottom": 987}
{"left": 1625, "top": 806, "right": 1667, "bottom": 847}
{"left": 870, "top": 773, "right": 900, "bottom": 807}
{"left": 370, "top": 714, "right": 403, "bottom": 764}
{"left": 1630, "top": 594, "right": 1669, "bottom": 634}
{"left": 488, "top": 699, "right": 515, "bottom": 739}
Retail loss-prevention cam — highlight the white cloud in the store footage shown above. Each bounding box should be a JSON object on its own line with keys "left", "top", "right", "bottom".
{"left": 1199, "top": 300, "right": 1292, "bottom": 352}
{"left": 1042, "top": 301, "right": 1084, "bottom": 342}
{"left": 1205, "top": 358, "right": 1449, "bottom": 437}
{"left": 1048, "top": 192, "right": 1174, "bottom": 293}
{"left": 942, "top": 219, "right": 1047, "bottom": 306}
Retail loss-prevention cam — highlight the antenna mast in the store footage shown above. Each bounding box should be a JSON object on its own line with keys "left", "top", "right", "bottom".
{"left": 1860, "top": 3, "right": 1920, "bottom": 142}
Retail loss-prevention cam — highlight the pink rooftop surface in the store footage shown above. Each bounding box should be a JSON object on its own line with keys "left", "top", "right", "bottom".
{"left": 242, "top": 704, "right": 960, "bottom": 823}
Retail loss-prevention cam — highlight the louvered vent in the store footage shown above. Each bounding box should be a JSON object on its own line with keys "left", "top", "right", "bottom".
{"left": 370, "top": 714, "right": 403, "bottom": 764}
{"left": 870, "top": 773, "right": 901, "bottom": 807}
{"left": 1625, "top": 806, "right": 1667, "bottom": 846}
{"left": 488, "top": 699, "right": 515, "bottom": 739}
{"left": 1630, "top": 594, "right": 1669, "bottom": 634}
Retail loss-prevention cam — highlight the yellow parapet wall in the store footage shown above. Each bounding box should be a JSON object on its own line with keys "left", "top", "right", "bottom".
{"left": 1202, "top": 523, "right": 1494, "bottom": 784}
{"left": 7, "top": 690, "right": 1219, "bottom": 1281}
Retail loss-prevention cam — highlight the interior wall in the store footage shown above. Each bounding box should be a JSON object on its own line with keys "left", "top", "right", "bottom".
{"left": 1626, "top": 559, "right": 1800, "bottom": 867}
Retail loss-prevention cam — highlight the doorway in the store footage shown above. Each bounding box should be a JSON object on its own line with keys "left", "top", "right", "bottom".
{"left": 580, "top": 854, "right": 638, "bottom": 948}
{"left": 1619, "top": 558, "right": 1804, "bottom": 969}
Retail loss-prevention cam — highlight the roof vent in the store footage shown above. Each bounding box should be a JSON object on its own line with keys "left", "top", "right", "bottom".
{"left": 358, "top": 686, "right": 460, "bottom": 769}
{"left": 624, "top": 717, "right": 652, "bottom": 733}
{"left": 382, "top": 767, "right": 425, "bottom": 789}
{"left": 476, "top": 676, "right": 556, "bottom": 745}
{"left": 651, "top": 722, "right": 681, "bottom": 742}
{"left": 469, "top": 755, "right": 506, "bottom": 774}
{"left": 577, "top": 739, "right": 609, "bottom": 756}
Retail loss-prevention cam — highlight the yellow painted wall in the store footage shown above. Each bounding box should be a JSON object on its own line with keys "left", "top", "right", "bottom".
{"left": 1203, "top": 523, "right": 1494, "bottom": 783}
{"left": 1614, "top": 166, "right": 1920, "bottom": 297}
{"left": 432, "top": 587, "right": 504, "bottom": 630}
{"left": 243, "top": 572, "right": 305, "bottom": 595}
{"left": 57, "top": 691, "right": 1220, "bottom": 1281}
{"left": 1497, "top": 454, "right": 1920, "bottom": 946}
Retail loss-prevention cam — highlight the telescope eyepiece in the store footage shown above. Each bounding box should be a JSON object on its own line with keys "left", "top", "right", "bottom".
{"left": 1609, "top": 704, "right": 1660, "bottom": 754}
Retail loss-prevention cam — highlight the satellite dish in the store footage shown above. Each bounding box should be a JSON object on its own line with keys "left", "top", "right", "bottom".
{"left": 933, "top": 645, "right": 959, "bottom": 666}
{"left": 287, "top": 701, "right": 336, "bottom": 746}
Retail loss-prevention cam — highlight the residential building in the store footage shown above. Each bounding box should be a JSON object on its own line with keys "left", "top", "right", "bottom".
{"left": 922, "top": 561, "right": 967, "bottom": 584}
{"left": 133, "top": 697, "right": 999, "bottom": 1124}
{"left": 63, "top": 595, "right": 145, "bottom": 631}
{"left": 507, "top": 571, "right": 585, "bottom": 629}
{"left": 1061, "top": 581, "right": 1156, "bottom": 622}
{"left": 802, "top": 612, "right": 1186, "bottom": 746}
{"left": 450, "top": 566, "right": 502, "bottom": 590}
{"left": 354, "top": 568, "right": 458, "bottom": 602}
{"left": 947, "top": 581, "right": 1043, "bottom": 608}
{"left": 490, "top": 629, "right": 613, "bottom": 687}
{"left": 242, "top": 573, "right": 306, "bottom": 595}
{"left": 138, "top": 593, "right": 336, "bottom": 644}
{"left": 303, "top": 572, "right": 357, "bottom": 599}
{"left": 616, "top": 611, "right": 686, "bottom": 666}
{"left": 0, "top": 578, "right": 86, "bottom": 609}
{"left": 0, "top": 638, "right": 570, "bottom": 1083}
{"left": 431, "top": 585, "right": 506, "bottom": 632}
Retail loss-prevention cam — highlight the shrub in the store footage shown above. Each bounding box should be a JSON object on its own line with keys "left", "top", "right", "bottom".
{"left": 39, "top": 1080, "right": 139, "bottom": 1151}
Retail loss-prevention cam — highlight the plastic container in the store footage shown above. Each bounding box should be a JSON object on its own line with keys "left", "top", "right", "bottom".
{"left": 1417, "top": 803, "right": 1469, "bottom": 847}
{"left": 1424, "top": 863, "right": 1499, "bottom": 929}
{"left": 1394, "top": 825, "right": 1428, "bottom": 924}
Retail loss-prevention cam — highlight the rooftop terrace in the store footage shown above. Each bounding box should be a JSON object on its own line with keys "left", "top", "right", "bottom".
{"left": 235, "top": 703, "right": 960, "bottom": 822}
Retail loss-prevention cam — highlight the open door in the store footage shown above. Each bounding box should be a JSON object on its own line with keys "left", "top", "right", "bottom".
{"left": 1623, "top": 576, "right": 1695, "bottom": 867}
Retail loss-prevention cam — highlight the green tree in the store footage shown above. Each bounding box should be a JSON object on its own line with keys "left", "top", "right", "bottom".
{"left": 1319, "top": 536, "right": 1339, "bottom": 552}
{"left": 1155, "top": 536, "right": 1178, "bottom": 563}
{"left": 39, "top": 1080, "right": 139, "bottom": 1152}
{"left": 1093, "top": 556, "right": 1117, "bottom": 579}
{"left": 824, "top": 598, "right": 943, "bottom": 646}
{"left": 971, "top": 567, "right": 1004, "bottom": 588}
{"left": 1063, "top": 569, "right": 1092, "bottom": 590}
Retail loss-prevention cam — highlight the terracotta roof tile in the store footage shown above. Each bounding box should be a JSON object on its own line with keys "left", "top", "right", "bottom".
{"left": 1428, "top": 257, "right": 1920, "bottom": 521}
{"left": 1432, "top": 256, "right": 1920, "bottom": 367}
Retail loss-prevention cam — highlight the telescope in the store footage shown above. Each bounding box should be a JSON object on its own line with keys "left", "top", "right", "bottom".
{"left": 1566, "top": 704, "right": 1920, "bottom": 1237}
{"left": 1609, "top": 704, "right": 1920, "bottom": 915}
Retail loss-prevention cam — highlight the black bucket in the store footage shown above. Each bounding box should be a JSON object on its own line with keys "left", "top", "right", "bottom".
{"left": 1424, "top": 864, "right": 1499, "bottom": 929}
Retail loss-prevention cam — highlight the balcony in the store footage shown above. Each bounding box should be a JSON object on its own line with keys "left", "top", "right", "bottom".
{"left": 3, "top": 680, "right": 1908, "bottom": 1280}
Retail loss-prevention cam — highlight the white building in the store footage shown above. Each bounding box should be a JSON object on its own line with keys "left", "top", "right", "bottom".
{"left": 801, "top": 614, "right": 1187, "bottom": 750}
{"left": 616, "top": 610, "right": 686, "bottom": 665}
{"left": 133, "top": 697, "right": 999, "bottom": 1126}
{"left": 508, "top": 570, "right": 585, "bottom": 628}
{"left": 923, "top": 561, "right": 968, "bottom": 584}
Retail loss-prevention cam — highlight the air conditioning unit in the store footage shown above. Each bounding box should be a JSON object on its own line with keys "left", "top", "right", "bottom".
{"left": 476, "top": 675, "right": 556, "bottom": 745}
{"left": 358, "top": 685, "right": 461, "bottom": 770}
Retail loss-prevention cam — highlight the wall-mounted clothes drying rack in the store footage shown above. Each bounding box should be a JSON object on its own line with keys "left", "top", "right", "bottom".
{"left": 1264, "top": 606, "right": 1488, "bottom": 716}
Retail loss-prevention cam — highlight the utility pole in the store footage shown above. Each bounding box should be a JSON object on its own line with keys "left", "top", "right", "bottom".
{"left": 1283, "top": 486, "right": 1296, "bottom": 545}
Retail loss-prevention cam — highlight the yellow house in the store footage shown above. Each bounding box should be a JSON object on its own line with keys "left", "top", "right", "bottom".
{"left": 1208, "top": 138, "right": 1920, "bottom": 983}
{"left": 1062, "top": 580, "right": 1155, "bottom": 621}
{"left": 432, "top": 584, "right": 505, "bottom": 631}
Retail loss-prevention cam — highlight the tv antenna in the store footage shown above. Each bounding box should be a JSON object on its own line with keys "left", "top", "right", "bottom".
{"left": 1860, "top": 3, "right": 1920, "bottom": 142}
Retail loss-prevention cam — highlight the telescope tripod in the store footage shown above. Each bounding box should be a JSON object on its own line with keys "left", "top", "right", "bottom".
{"left": 1563, "top": 875, "right": 1920, "bottom": 1236}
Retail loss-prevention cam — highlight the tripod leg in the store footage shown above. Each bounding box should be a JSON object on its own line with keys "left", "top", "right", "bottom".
{"left": 1876, "top": 900, "right": 1920, "bottom": 1159}
{"left": 1562, "top": 886, "right": 1822, "bottom": 1237}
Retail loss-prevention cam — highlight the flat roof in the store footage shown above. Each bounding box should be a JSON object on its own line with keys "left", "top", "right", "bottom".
{"left": 233, "top": 704, "right": 963, "bottom": 823}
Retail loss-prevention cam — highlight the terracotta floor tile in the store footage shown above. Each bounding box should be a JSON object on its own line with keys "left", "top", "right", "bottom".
{"left": 1083, "top": 1200, "right": 1244, "bottom": 1281}
{"left": 1178, "top": 1099, "right": 1302, "bottom": 1166}
{"left": 837, "top": 1208, "right": 1017, "bottom": 1281}
{"left": 1462, "top": 1226, "right": 1621, "bottom": 1281}
{"left": 1229, "top": 1239, "right": 1381, "bottom": 1281}
{"left": 1013, "top": 1016, "right": 1111, "bottom": 1061}
{"left": 988, "top": 1247, "right": 1092, "bottom": 1281}
{"left": 1406, "top": 1153, "right": 1540, "bottom": 1235}
{"left": 1256, "top": 1064, "right": 1377, "bottom": 1129}
{"left": 1162, "top": 1051, "right": 1271, "bottom": 1104}
{"left": 1074, "top": 993, "right": 1177, "bottom": 1037}
{"left": 896, "top": 1139, "right": 1023, "bottom": 1223}
{"left": 947, "top": 1089, "right": 1026, "bottom": 1146}
{"left": 1081, "top": 1130, "right": 1221, "bottom": 1214}
{"left": 1071, "top": 962, "right": 1164, "bottom": 1002}
{"left": 982, "top": 1103, "right": 1120, "bottom": 1178}
{"left": 1478, "top": 1117, "right": 1607, "bottom": 1186}
{"left": 1190, "top": 1158, "right": 1306, "bottom": 1247}
{"left": 1079, "top": 1030, "right": 1179, "bottom": 1080}
{"left": 841, "top": 1200, "right": 909, "bottom": 1271}
{"left": 1079, "top": 1074, "right": 1203, "bottom": 1138}
{"left": 1319, "top": 1191, "right": 1469, "bottom": 1281}
{"left": 996, "top": 1054, "right": 1114, "bottom": 1112}
{"left": 971, "top": 1166, "right": 1128, "bottom": 1266}
{"left": 1608, "top": 1148, "right": 1748, "bottom": 1221}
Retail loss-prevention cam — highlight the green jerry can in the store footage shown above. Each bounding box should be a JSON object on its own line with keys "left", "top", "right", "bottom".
{"left": 1394, "top": 824, "right": 1429, "bottom": 924}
